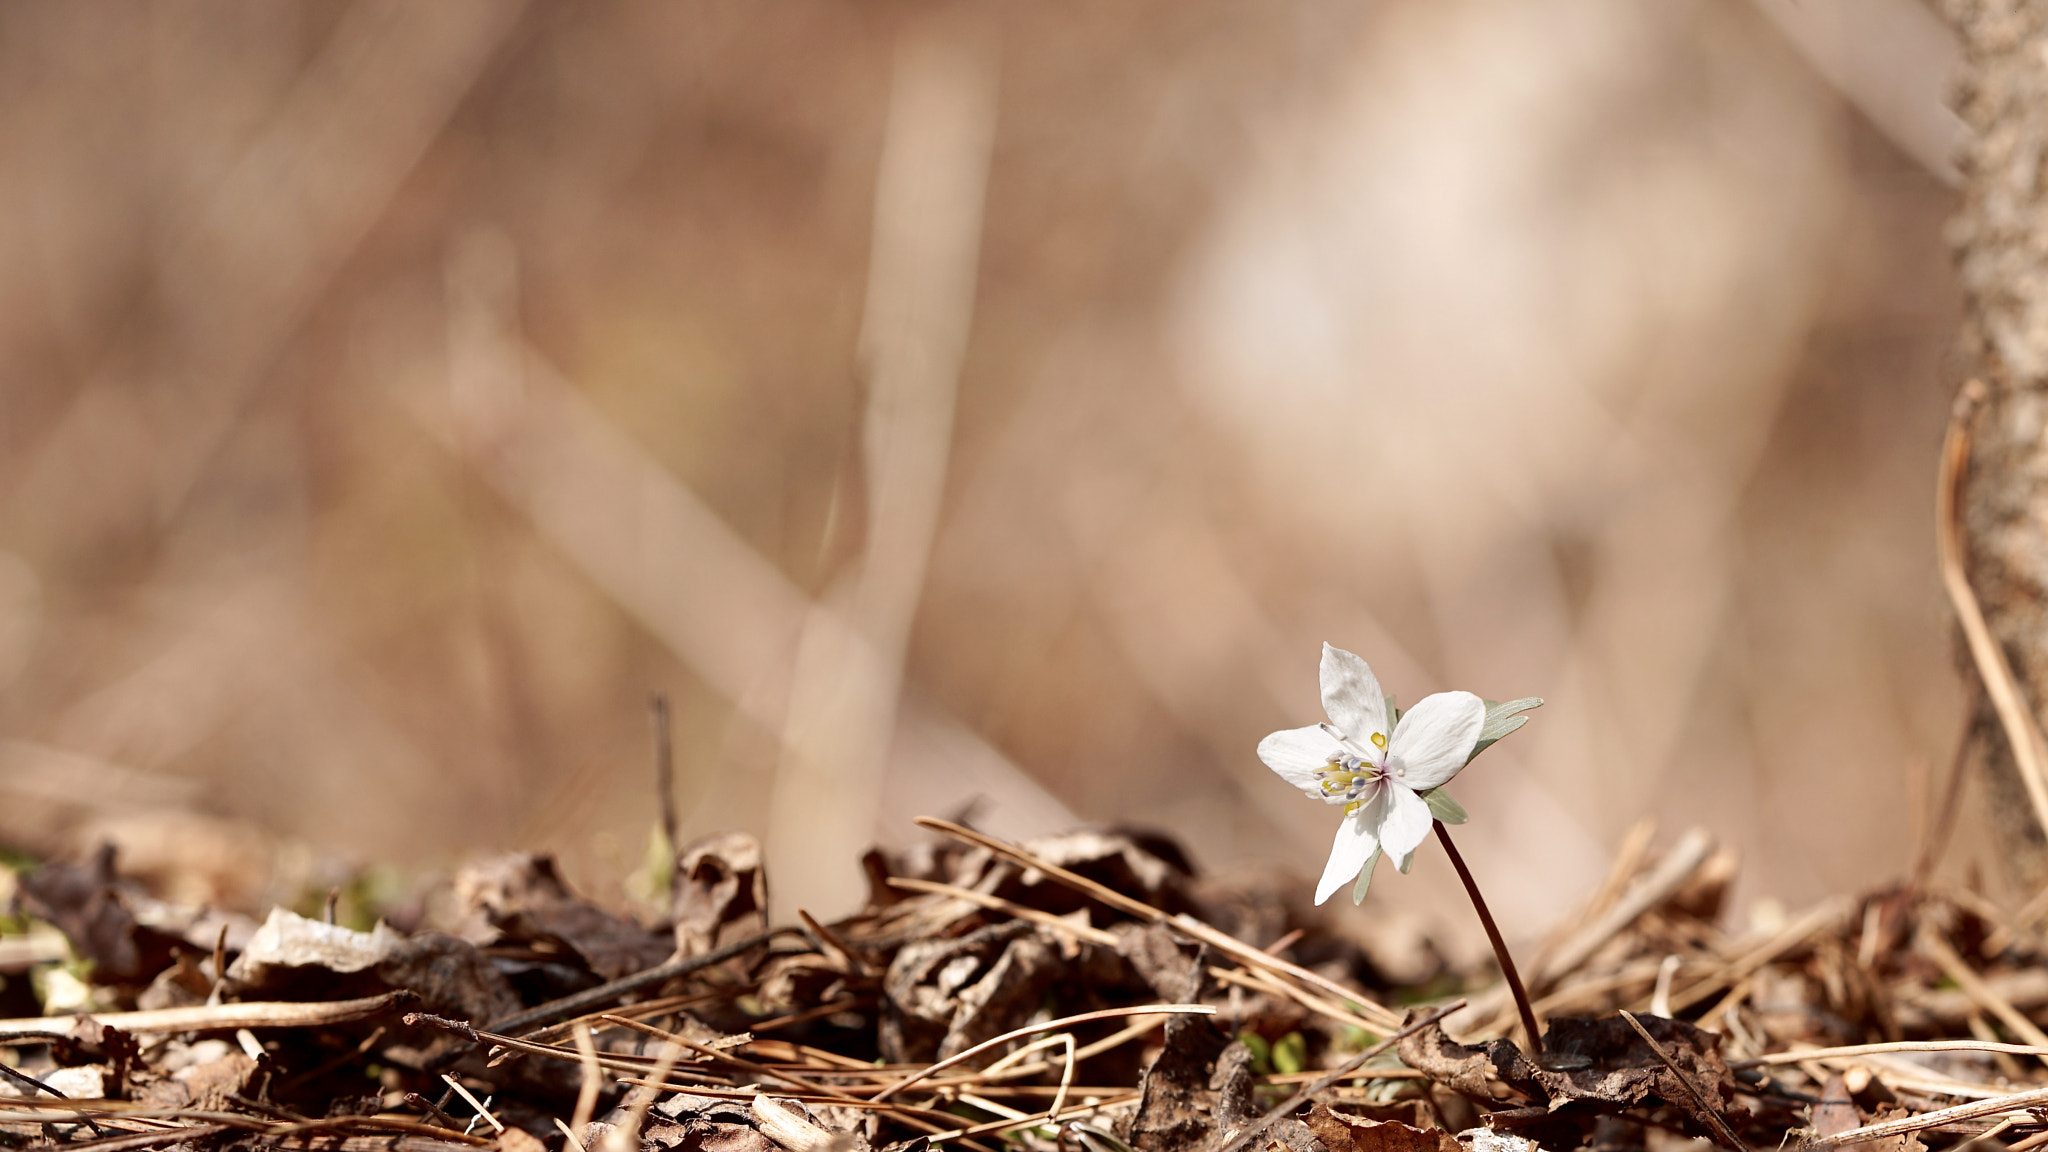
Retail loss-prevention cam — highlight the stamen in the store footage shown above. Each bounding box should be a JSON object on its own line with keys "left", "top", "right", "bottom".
{"left": 1370, "top": 732, "right": 1387, "bottom": 749}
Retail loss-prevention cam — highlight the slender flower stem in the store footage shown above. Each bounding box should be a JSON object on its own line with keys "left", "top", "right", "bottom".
{"left": 1434, "top": 819, "right": 1544, "bottom": 1059}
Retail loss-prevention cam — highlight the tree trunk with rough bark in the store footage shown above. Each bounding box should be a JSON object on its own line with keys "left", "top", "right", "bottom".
{"left": 1949, "top": 0, "right": 2048, "bottom": 886}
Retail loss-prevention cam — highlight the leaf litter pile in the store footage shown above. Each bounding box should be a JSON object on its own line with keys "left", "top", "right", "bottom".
{"left": 4, "top": 814, "right": 2048, "bottom": 1152}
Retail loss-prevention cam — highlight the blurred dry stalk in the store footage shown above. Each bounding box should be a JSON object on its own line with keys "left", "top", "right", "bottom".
{"left": 0, "top": 2, "right": 1983, "bottom": 943}
{"left": 770, "top": 8, "right": 1002, "bottom": 916}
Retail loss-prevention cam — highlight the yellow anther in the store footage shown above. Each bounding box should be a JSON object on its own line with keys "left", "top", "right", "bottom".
{"left": 1343, "top": 800, "right": 1363, "bottom": 815}
{"left": 1371, "top": 732, "right": 1387, "bottom": 749}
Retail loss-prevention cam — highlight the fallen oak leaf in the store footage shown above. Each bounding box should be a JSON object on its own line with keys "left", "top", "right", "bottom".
{"left": 1301, "top": 1102, "right": 1457, "bottom": 1152}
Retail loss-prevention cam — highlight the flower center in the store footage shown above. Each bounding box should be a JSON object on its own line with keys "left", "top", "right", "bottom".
{"left": 1316, "top": 752, "right": 1379, "bottom": 803}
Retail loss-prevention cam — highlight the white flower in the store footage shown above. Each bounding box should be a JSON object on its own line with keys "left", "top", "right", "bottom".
{"left": 1259, "top": 644, "right": 1485, "bottom": 905}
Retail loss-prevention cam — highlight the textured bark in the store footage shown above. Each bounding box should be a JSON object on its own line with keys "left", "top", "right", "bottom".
{"left": 1949, "top": 0, "right": 2048, "bottom": 885}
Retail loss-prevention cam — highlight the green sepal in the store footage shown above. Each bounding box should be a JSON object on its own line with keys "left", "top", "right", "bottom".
{"left": 1420, "top": 786, "right": 1468, "bottom": 825}
{"left": 1466, "top": 697, "right": 1542, "bottom": 764}
{"left": 1351, "top": 844, "right": 1384, "bottom": 904}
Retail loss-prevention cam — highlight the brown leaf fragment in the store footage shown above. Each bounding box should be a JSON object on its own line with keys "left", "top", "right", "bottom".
{"left": 1810, "top": 1076, "right": 1860, "bottom": 1139}
{"left": 1302, "top": 1103, "right": 1458, "bottom": 1152}
{"left": 498, "top": 1129, "right": 548, "bottom": 1152}
{"left": 882, "top": 919, "right": 1061, "bottom": 1063}
{"left": 454, "top": 853, "right": 673, "bottom": 980}
{"left": 647, "top": 1094, "right": 781, "bottom": 1152}
{"left": 1531, "top": 1016, "right": 1735, "bottom": 1133}
{"left": 752, "top": 1095, "right": 836, "bottom": 1152}
{"left": 377, "top": 930, "right": 524, "bottom": 1024}
{"left": 1397, "top": 1014, "right": 1538, "bottom": 1102}
{"left": 16, "top": 844, "right": 180, "bottom": 985}
{"left": 1211, "top": 1040, "right": 1260, "bottom": 1129}
{"left": 1123, "top": 940, "right": 1227, "bottom": 1152}
{"left": 674, "top": 832, "right": 769, "bottom": 959}
{"left": 131, "top": 1051, "right": 258, "bottom": 1110}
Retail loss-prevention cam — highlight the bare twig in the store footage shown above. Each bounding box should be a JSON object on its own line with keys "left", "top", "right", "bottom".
{"left": 1618, "top": 1010, "right": 1750, "bottom": 1152}
{"left": 570, "top": 1022, "right": 603, "bottom": 1134}
{"left": 0, "top": 990, "right": 415, "bottom": 1037}
{"left": 885, "top": 876, "right": 1118, "bottom": 946}
{"left": 489, "top": 926, "right": 798, "bottom": 1035}
{"left": 916, "top": 816, "right": 1404, "bottom": 1032}
{"left": 870, "top": 1003, "right": 1215, "bottom": 1102}
{"left": 1919, "top": 928, "right": 2048, "bottom": 1066}
{"left": 651, "top": 692, "right": 679, "bottom": 901}
{"left": 1806, "top": 1084, "right": 2048, "bottom": 1147}
{"left": 438, "top": 1074, "right": 504, "bottom": 1136}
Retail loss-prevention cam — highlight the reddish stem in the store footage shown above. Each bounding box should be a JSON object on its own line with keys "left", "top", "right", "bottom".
{"left": 1434, "top": 819, "right": 1545, "bottom": 1058}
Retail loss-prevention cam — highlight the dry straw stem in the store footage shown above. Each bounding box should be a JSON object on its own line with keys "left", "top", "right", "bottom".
{"left": 914, "top": 816, "right": 1406, "bottom": 1033}
{"left": 569, "top": 1022, "right": 603, "bottom": 1135}
{"left": 0, "top": 990, "right": 414, "bottom": 1037}
{"left": 1807, "top": 1084, "right": 2048, "bottom": 1148}
{"left": 1655, "top": 895, "right": 1854, "bottom": 1016}
{"left": 437, "top": 1074, "right": 503, "bottom": 1136}
{"left": 0, "top": 1103, "right": 495, "bottom": 1148}
{"left": 1938, "top": 379, "right": 2048, "bottom": 844}
{"left": 926, "top": 1093, "right": 1139, "bottom": 1144}
{"left": 869, "top": 1003, "right": 1216, "bottom": 1101}
{"left": 886, "top": 876, "right": 1120, "bottom": 946}
{"left": 607, "top": 1040, "right": 687, "bottom": 1152}
{"left": 1917, "top": 928, "right": 2048, "bottom": 1065}
{"left": 599, "top": 1015, "right": 860, "bottom": 1102}
{"left": 916, "top": 1011, "right": 1189, "bottom": 1088}
{"left": 1537, "top": 828, "right": 1716, "bottom": 989}
{"left": 1207, "top": 965, "right": 1389, "bottom": 1035}
{"left": 522, "top": 991, "right": 723, "bottom": 1045}
{"left": 748, "top": 995, "right": 866, "bottom": 1034}
{"left": 1734, "top": 1039, "right": 2048, "bottom": 1068}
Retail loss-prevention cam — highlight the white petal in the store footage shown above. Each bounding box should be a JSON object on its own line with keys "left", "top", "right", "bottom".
{"left": 1258, "top": 725, "right": 1345, "bottom": 800}
{"left": 1386, "top": 690, "right": 1484, "bottom": 789}
{"left": 1315, "top": 810, "right": 1379, "bottom": 905}
{"left": 1319, "top": 644, "right": 1389, "bottom": 750}
{"left": 1373, "top": 783, "right": 1436, "bottom": 861}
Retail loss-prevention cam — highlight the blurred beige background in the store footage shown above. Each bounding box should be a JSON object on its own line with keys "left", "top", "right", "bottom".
{"left": 0, "top": 1, "right": 1977, "bottom": 952}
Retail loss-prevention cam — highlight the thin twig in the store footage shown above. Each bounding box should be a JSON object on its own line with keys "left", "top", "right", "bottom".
{"left": 490, "top": 926, "right": 799, "bottom": 1035}
{"left": 1207, "top": 1001, "right": 1465, "bottom": 1152}
{"left": 0, "top": 990, "right": 416, "bottom": 1037}
{"left": 1919, "top": 928, "right": 2048, "bottom": 1066}
{"left": 0, "top": 1058, "right": 65, "bottom": 1100}
{"left": 747, "top": 995, "right": 864, "bottom": 1034}
{"left": 1806, "top": 1084, "right": 2048, "bottom": 1147}
{"left": 915, "top": 816, "right": 1404, "bottom": 1032}
{"left": 599, "top": 1015, "right": 857, "bottom": 1101}
{"left": 1618, "top": 1010, "right": 1750, "bottom": 1152}
{"left": 405, "top": 1092, "right": 461, "bottom": 1129}
{"left": 927, "top": 1093, "right": 1139, "bottom": 1144}
{"left": 886, "top": 876, "right": 1118, "bottom": 946}
{"left": 870, "top": 1003, "right": 1215, "bottom": 1102}
{"left": 652, "top": 692, "right": 679, "bottom": 904}
{"left": 1733, "top": 1039, "right": 2048, "bottom": 1068}
{"left": 797, "top": 909, "right": 875, "bottom": 976}
{"left": 439, "top": 1073, "right": 504, "bottom": 1135}
{"left": 570, "top": 1022, "right": 603, "bottom": 1134}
